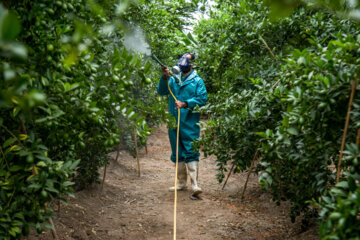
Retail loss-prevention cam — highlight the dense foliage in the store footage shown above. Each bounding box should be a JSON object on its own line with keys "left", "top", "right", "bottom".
{"left": 194, "top": 0, "right": 360, "bottom": 237}
{"left": 0, "top": 0, "right": 199, "bottom": 238}
{"left": 2, "top": 0, "right": 360, "bottom": 238}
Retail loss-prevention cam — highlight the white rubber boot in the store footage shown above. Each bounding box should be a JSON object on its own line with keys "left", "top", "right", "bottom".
{"left": 187, "top": 161, "right": 202, "bottom": 196}
{"left": 169, "top": 161, "right": 187, "bottom": 191}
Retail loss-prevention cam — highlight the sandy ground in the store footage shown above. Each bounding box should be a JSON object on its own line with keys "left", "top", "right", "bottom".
{"left": 26, "top": 125, "right": 318, "bottom": 240}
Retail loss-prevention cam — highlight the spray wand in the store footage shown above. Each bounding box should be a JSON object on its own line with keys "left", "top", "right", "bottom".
{"left": 151, "top": 54, "right": 180, "bottom": 83}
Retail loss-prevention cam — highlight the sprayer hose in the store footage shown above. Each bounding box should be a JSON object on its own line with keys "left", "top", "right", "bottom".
{"left": 167, "top": 78, "right": 180, "bottom": 240}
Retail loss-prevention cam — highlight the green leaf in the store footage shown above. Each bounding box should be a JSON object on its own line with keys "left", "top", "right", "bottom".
{"left": 329, "top": 212, "right": 341, "bottom": 220}
{"left": 70, "top": 159, "right": 80, "bottom": 170}
{"left": 45, "top": 186, "right": 59, "bottom": 194}
{"left": 13, "top": 213, "right": 24, "bottom": 220}
{"left": 9, "top": 165, "right": 22, "bottom": 172}
{"left": 63, "top": 181, "right": 75, "bottom": 186}
{"left": 67, "top": 192, "right": 75, "bottom": 198}
{"left": 64, "top": 83, "right": 80, "bottom": 92}
{"left": 143, "top": 61, "right": 152, "bottom": 73}
{"left": 255, "top": 131, "right": 267, "bottom": 137}
{"left": 13, "top": 107, "right": 21, "bottom": 117}
{"left": 330, "top": 188, "right": 347, "bottom": 197}
{"left": 287, "top": 127, "right": 299, "bottom": 135}
{"left": 322, "top": 196, "right": 332, "bottom": 204}
{"left": 126, "top": 106, "right": 134, "bottom": 115}
{"left": 36, "top": 161, "right": 47, "bottom": 167}
{"left": 35, "top": 117, "right": 49, "bottom": 123}
{"left": 42, "top": 222, "right": 55, "bottom": 230}
{"left": 9, "top": 226, "right": 21, "bottom": 237}
{"left": 8, "top": 43, "right": 27, "bottom": 58}
{"left": 335, "top": 181, "right": 348, "bottom": 189}
{"left": 29, "top": 91, "right": 46, "bottom": 104}
{"left": 9, "top": 145, "right": 21, "bottom": 151}
{"left": 187, "top": 32, "right": 198, "bottom": 44}
{"left": 127, "top": 111, "right": 137, "bottom": 120}
{"left": 28, "top": 183, "right": 41, "bottom": 190}
{"left": 41, "top": 77, "right": 49, "bottom": 86}
{"left": 58, "top": 197, "right": 68, "bottom": 205}
{"left": 89, "top": 107, "right": 100, "bottom": 112}
{"left": 297, "top": 56, "right": 306, "bottom": 65}
{"left": 1, "top": 10, "right": 21, "bottom": 40}
{"left": 3, "top": 137, "right": 17, "bottom": 148}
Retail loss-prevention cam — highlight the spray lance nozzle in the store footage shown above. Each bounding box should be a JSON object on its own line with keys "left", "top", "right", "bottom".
{"left": 151, "top": 54, "right": 180, "bottom": 83}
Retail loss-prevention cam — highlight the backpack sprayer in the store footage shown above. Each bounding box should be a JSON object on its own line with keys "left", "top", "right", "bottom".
{"left": 151, "top": 54, "right": 181, "bottom": 83}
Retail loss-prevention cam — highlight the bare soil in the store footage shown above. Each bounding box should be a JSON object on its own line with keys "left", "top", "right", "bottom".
{"left": 26, "top": 125, "right": 319, "bottom": 240}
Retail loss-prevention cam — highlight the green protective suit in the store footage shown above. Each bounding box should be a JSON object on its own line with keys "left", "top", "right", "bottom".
{"left": 157, "top": 70, "right": 207, "bottom": 163}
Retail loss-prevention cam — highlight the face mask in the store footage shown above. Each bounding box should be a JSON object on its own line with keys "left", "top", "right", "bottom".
{"left": 177, "top": 55, "right": 192, "bottom": 74}
{"left": 180, "top": 65, "right": 191, "bottom": 74}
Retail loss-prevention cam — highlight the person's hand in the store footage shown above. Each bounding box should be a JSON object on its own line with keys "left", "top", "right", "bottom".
{"left": 175, "top": 101, "right": 188, "bottom": 109}
{"left": 162, "top": 66, "right": 170, "bottom": 78}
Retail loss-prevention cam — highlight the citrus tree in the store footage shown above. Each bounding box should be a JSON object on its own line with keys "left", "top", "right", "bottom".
{"left": 194, "top": 0, "right": 360, "bottom": 236}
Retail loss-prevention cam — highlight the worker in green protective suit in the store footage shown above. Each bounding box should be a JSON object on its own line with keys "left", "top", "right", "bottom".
{"left": 157, "top": 53, "right": 207, "bottom": 197}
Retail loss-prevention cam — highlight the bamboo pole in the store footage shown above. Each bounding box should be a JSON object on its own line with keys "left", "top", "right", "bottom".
{"left": 336, "top": 78, "right": 358, "bottom": 183}
{"left": 134, "top": 128, "right": 141, "bottom": 177}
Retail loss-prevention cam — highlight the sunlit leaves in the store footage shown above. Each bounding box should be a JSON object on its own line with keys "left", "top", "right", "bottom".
{"left": 195, "top": 0, "right": 360, "bottom": 234}
{"left": 0, "top": 0, "right": 186, "bottom": 238}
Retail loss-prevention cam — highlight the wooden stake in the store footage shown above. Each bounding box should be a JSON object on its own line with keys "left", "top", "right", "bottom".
{"left": 145, "top": 140, "right": 148, "bottom": 155}
{"left": 222, "top": 164, "right": 235, "bottom": 190}
{"left": 115, "top": 144, "right": 120, "bottom": 162}
{"left": 336, "top": 78, "right": 358, "bottom": 183}
{"left": 44, "top": 202, "right": 59, "bottom": 239}
{"left": 356, "top": 129, "right": 360, "bottom": 147}
{"left": 20, "top": 119, "right": 27, "bottom": 135}
{"left": 100, "top": 164, "right": 107, "bottom": 194}
{"left": 57, "top": 199, "right": 60, "bottom": 214}
{"left": 134, "top": 128, "right": 141, "bottom": 177}
{"left": 48, "top": 218, "right": 59, "bottom": 240}
{"left": 241, "top": 148, "right": 260, "bottom": 200}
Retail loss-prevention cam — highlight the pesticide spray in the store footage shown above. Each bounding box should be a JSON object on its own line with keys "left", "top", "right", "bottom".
{"left": 123, "top": 26, "right": 151, "bottom": 56}
{"left": 123, "top": 26, "right": 180, "bottom": 81}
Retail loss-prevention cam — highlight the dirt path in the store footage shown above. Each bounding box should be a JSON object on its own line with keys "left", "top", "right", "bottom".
{"left": 27, "top": 125, "right": 318, "bottom": 240}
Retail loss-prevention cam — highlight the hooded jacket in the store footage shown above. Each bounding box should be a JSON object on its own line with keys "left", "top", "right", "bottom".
{"left": 157, "top": 70, "right": 207, "bottom": 162}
